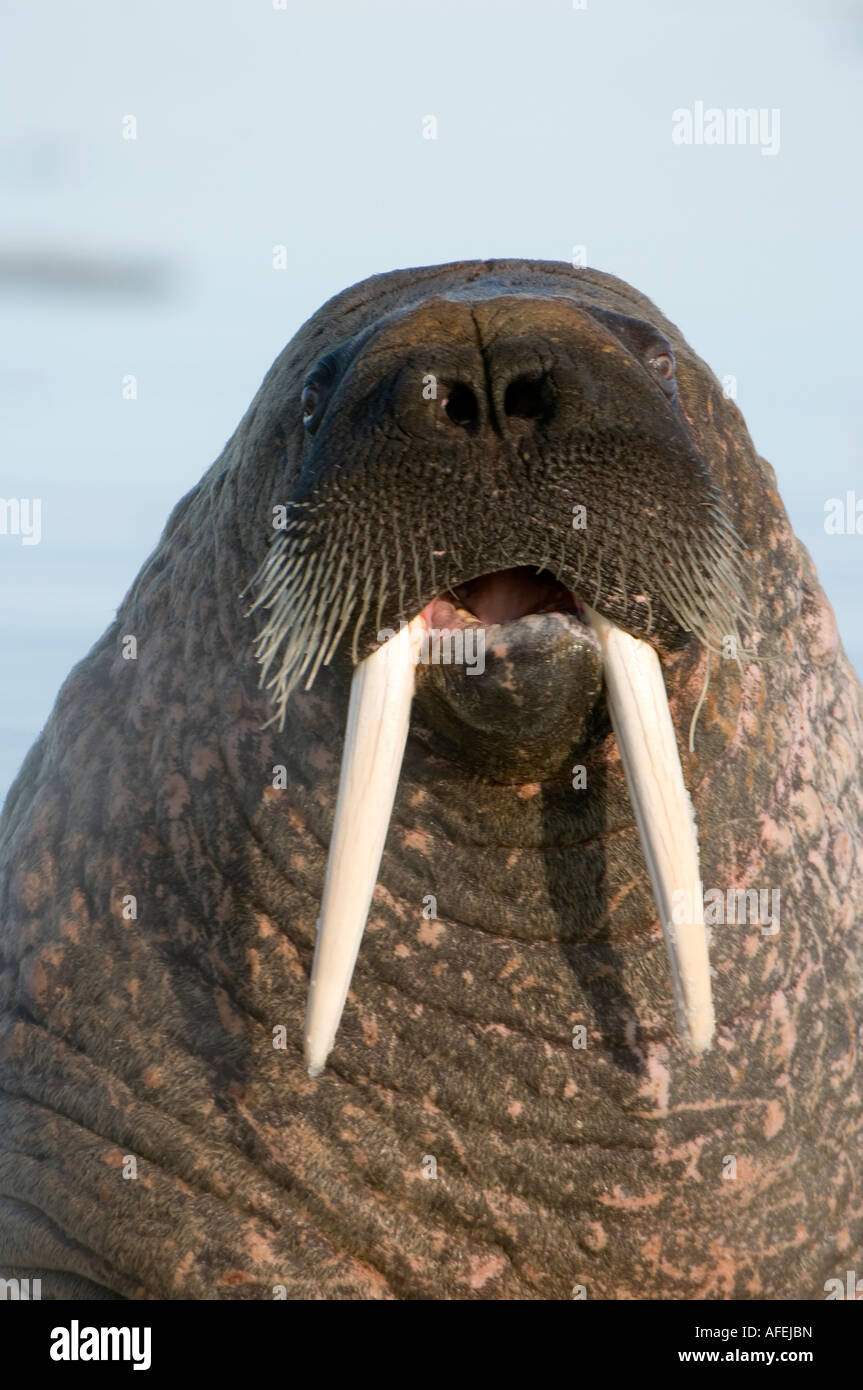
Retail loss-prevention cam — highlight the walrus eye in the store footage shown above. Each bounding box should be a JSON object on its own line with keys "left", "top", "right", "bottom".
{"left": 301, "top": 383, "right": 321, "bottom": 423}
{"left": 649, "top": 351, "right": 676, "bottom": 382}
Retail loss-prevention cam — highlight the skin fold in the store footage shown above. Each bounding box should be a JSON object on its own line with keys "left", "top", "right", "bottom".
{"left": 0, "top": 260, "right": 860, "bottom": 1299}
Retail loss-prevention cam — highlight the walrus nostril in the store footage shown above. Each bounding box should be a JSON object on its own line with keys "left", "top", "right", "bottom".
{"left": 503, "top": 374, "right": 552, "bottom": 422}
{"left": 443, "top": 382, "right": 479, "bottom": 427}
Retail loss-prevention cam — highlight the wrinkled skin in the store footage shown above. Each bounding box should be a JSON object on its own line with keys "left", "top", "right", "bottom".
{"left": 0, "top": 261, "right": 861, "bottom": 1300}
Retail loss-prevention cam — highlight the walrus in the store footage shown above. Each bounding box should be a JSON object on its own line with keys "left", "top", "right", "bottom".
{"left": 0, "top": 259, "right": 860, "bottom": 1301}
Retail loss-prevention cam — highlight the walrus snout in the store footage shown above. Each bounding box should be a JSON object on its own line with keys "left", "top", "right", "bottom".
{"left": 251, "top": 291, "right": 748, "bottom": 725}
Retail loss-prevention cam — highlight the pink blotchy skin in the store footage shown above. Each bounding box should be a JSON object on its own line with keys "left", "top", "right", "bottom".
{"left": 0, "top": 260, "right": 861, "bottom": 1300}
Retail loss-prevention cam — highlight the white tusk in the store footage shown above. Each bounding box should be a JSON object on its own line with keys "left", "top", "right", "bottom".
{"left": 584, "top": 606, "right": 715, "bottom": 1053}
{"left": 304, "top": 616, "right": 426, "bottom": 1077}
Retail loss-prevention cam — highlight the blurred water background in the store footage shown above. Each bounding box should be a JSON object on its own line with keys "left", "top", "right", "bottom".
{"left": 1, "top": 0, "right": 861, "bottom": 803}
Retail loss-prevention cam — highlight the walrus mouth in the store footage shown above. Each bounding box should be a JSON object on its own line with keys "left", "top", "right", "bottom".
{"left": 445, "top": 566, "right": 582, "bottom": 626}
{"left": 303, "top": 599, "right": 715, "bottom": 1077}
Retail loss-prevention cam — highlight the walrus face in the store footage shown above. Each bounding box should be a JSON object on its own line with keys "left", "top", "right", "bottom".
{"left": 248, "top": 281, "right": 751, "bottom": 1075}
{"left": 253, "top": 294, "right": 746, "bottom": 726}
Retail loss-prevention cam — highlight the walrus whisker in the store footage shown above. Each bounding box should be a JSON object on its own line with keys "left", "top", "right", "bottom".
{"left": 295, "top": 603, "right": 339, "bottom": 684}
{"left": 556, "top": 527, "right": 567, "bottom": 587}
{"left": 393, "top": 526, "right": 407, "bottom": 622}
{"left": 374, "top": 555, "right": 389, "bottom": 638}
{"left": 409, "top": 532, "right": 424, "bottom": 613}
{"left": 318, "top": 591, "right": 360, "bottom": 677}
{"left": 258, "top": 563, "right": 304, "bottom": 616}
{"left": 593, "top": 547, "right": 603, "bottom": 609}
{"left": 688, "top": 649, "right": 712, "bottom": 753}
{"left": 262, "top": 590, "right": 321, "bottom": 687}
{"left": 428, "top": 546, "right": 439, "bottom": 598}
{"left": 350, "top": 568, "right": 376, "bottom": 667}
{"left": 306, "top": 555, "right": 354, "bottom": 686}
{"left": 269, "top": 555, "right": 322, "bottom": 639}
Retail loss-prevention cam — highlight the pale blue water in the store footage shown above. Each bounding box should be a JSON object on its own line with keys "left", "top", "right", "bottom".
{"left": 1, "top": 0, "right": 861, "bottom": 803}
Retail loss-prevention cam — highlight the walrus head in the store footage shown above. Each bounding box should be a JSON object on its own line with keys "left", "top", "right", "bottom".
{"left": 244, "top": 264, "right": 752, "bottom": 1073}
{"left": 2, "top": 259, "right": 860, "bottom": 1301}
